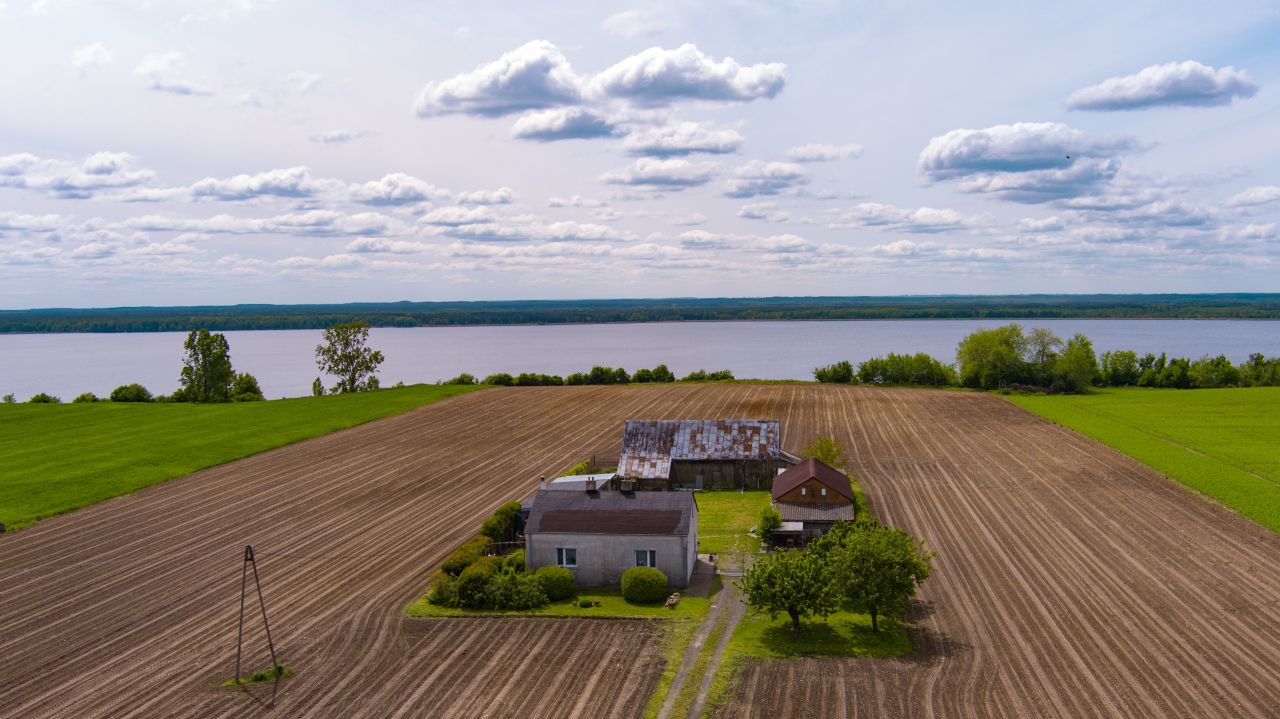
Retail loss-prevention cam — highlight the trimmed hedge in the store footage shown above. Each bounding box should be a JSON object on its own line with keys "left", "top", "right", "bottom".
{"left": 441, "top": 535, "right": 493, "bottom": 576}
{"left": 535, "top": 566, "right": 576, "bottom": 601}
{"left": 621, "top": 566, "right": 668, "bottom": 603}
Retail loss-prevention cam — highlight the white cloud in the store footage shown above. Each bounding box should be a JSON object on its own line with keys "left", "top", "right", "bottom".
{"left": 189, "top": 166, "right": 332, "bottom": 200}
{"left": 669, "top": 212, "right": 706, "bottom": 226}
{"left": 1066, "top": 61, "right": 1258, "bottom": 111}
{"left": 1225, "top": 186, "right": 1280, "bottom": 208}
{"left": 122, "top": 210, "right": 403, "bottom": 236}
{"left": 309, "top": 128, "right": 365, "bottom": 144}
{"left": 622, "top": 121, "right": 743, "bottom": 156}
{"left": 589, "top": 44, "right": 786, "bottom": 106}
{"left": 786, "top": 143, "right": 863, "bottom": 163}
{"left": 511, "top": 107, "right": 619, "bottom": 141}
{"left": 1237, "top": 224, "right": 1276, "bottom": 240}
{"left": 419, "top": 206, "right": 495, "bottom": 226}
{"left": 414, "top": 40, "right": 582, "bottom": 118}
{"left": 831, "top": 202, "right": 972, "bottom": 234}
{"left": 0, "top": 212, "right": 63, "bottom": 232}
{"left": 918, "top": 122, "right": 1138, "bottom": 202}
{"left": 723, "top": 160, "right": 807, "bottom": 198}
{"left": 601, "top": 9, "right": 668, "bottom": 39}
{"left": 677, "top": 229, "right": 812, "bottom": 253}
{"left": 135, "top": 52, "right": 212, "bottom": 96}
{"left": 442, "top": 218, "right": 637, "bottom": 243}
{"left": 456, "top": 187, "right": 515, "bottom": 205}
{"left": 348, "top": 173, "right": 445, "bottom": 206}
{"left": 346, "top": 237, "right": 429, "bottom": 254}
{"left": 282, "top": 71, "right": 323, "bottom": 95}
{"left": 601, "top": 158, "right": 718, "bottom": 188}
{"left": 548, "top": 195, "right": 605, "bottom": 208}
{"left": 71, "top": 42, "right": 114, "bottom": 76}
{"left": 1018, "top": 216, "right": 1066, "bottom": 232}
{"left": 738, "top": 201, "right": 791, "bottom": 222}
{"left": 0, "top": 151, "right": 155, "bottom": 198}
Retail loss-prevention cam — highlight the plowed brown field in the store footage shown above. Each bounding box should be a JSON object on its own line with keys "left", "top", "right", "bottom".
{"left": 1, "top": 385, "right": 1278, "bottom": 718}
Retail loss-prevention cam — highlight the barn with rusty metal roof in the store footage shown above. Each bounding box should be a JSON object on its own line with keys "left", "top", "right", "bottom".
{"left": 616, "top": 419, "right": 793, "bottom": 490}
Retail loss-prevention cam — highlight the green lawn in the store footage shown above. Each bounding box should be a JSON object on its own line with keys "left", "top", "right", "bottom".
{"left": 406, "top": 586, "right": 713, "bottom": 620}
{"left": 0, "top": 384, "right": 484, "bottom": 530}
{"left": 1007, "top": 387, "right": 1280, "bottom": 532}
{"left": 696, "top": 490, "right": 772, "bottom": 555}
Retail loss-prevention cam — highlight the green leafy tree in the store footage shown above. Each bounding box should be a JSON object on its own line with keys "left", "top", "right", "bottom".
{"left": 738, "top": 549, "right": 836, "bottom": 631}
{"left": 955, "top": 324, "right": 1030, "bottom": 389}
{"left": 817, "top": 520, "right": 934, "bottom": 631}
{"left": 482, "top": 372, "right": 514, "bottom": 386}
{"left": 311, "top": 377, "right": 325, "bottom": 397}
{"left": 315, "top": 322, "right": 385, "bottom": 394}
{"left": 650, "top": 364, "right": 676, "bottom": 382}
{"left": 1053, "top": 333, "right": 1098, "bottom": 392}
{"left": 1100, "top": 350, "right": 1140, "bottom": 386}
{"left": 1026, "top": 327, "right": 1063, "bottom": 384}
{"left": 802, "top": 435, "right": 847, "bottom": 470}
{"left": 1190, "top": 355, "right": 1241, "bottom": 388}
{"left": 480, "top": 501, "right": 523, "bottom": 542}
{"left": 814, "top": 360, "right": 855, "bottom": 383}
{"left": 28, "top": 393, "right": 61, "bottom": 403}
{"left": 231, "top": 372, "right": 265, "bottom": 401}
{"left": 446, "top": 372, "right": 477, "bottom": 385}
{"left": 179, "top": 329, "right": 234, "bottom": 402}
{"left": 2, "top": 393, "right": 14, "bottom": 403}
{"left": 73, "top": 392, "right": 100, "bottom": 403}
{"left": 110, "top": 383, "right": 154, "bottom": 402}
{"left": 758, "top": 504, "right": 783, "bottom": 543}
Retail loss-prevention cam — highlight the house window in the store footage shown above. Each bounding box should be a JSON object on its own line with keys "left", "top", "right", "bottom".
{"left": 820, "top": 488, "right": 827, "bottom": 496}
{"left": 556, "top": 547, "right": 577, "bottom": 567}
{"left": 635, "top": 549, "right": 656, "bottom": 568}
{"left": 801, "top": 487, "right": 806, "bottom": 496}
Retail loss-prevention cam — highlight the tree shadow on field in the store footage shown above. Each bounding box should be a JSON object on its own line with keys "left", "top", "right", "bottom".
{"left": 895, "top": 599, "right": 969, "bottom": 668}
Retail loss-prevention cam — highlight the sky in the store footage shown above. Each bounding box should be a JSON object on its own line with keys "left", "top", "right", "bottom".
{"left": 2, "top": 0, "right": 1279, "bottom": 309}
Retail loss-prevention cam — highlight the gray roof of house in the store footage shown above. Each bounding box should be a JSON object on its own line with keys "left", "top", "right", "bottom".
{"left": 775, "top": 502, "right": 856, "bottom": 523}
{"left": 618, "top": 419, "right": 782, "bottom": 479}
{"left": 525, "top": 489, "right": 696, "bottom": 536}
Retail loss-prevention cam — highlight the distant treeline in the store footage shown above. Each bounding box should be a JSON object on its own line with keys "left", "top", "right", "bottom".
{"left": 447, "top": 364, "right": 735, "bottom": 387}
{"left": 5, "top": 294, "right": 1280, "bottom": 333}
{"left": 816, "top": 323, "right": 1280, "bottom": 393}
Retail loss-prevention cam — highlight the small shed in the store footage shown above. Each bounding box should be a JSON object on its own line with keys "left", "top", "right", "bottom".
{"left": 525, "top": 489, "right": 698, "bottom": 587}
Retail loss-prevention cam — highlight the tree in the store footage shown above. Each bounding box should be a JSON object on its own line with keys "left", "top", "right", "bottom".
{"left": 315, "top": 322, "right": 385, "bottom": 394}
{"left": 28, "top": 393, "right": 61, "bottom": 403}
{"left": 73, "top": 392, "right": 100, "bottom": 403}
{"left": 738, "top": 549, "right": 836, "bottom": 631}
{"left": 1026, "top": 328, "right": 1063, "bottom": 384}
{"left": 231, "top": 372, "right": 265, "bottom": 401}
{"left": 1100, "top": 350, "right": 1140, "bottom": 386}
{"left": 311, "top": 377, "right": 325, "bottom": 397}
{"left": 758, "top": 505, "right": 783, "bottom": 543}
{"left": 1190, "top": 355, "right": 1241, "bottom": 388}
{"left": 817, "top": 520, "right": 934, "bottom": 631}
{"left": 2, "top": 393, "right": 14, "bottom": 403}
{"left": 1052, "top": 333, "right": 1098, "bottom": 392}
{"left": 802, "top": 435, "right": 847, "bottom": 470}
{"left": 179, "top": 329, "right": 234, "bottom": 402}
{"left": 814, "top": 360, "right": 855, "bottom": 384}
{"left": 446, "top": 372, "right": 477, "bottom": 385}
{"left": 955, "top": 324, "right": 1030, "bottom": 389}
{"left": 110, "top": 383, "right": 153, "bottom": 403}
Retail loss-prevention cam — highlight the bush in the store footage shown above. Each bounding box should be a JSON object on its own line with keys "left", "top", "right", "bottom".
{"left": 482, "top": 373, "right": 514, "bottom": 386}
{"left": 441, "top": 535, "right": 493, "bottom": 576}
{"left": 632, "top": 368, "right": 653, "bottom": 383}
{"left": 456, "top": 557, "right": 502, "bottom": 608}
{"left": 110, "top": 383, "right": 153, "bottom": 403}
{"left": 565, "top": 372, "right": 587, "bottom": 385}
{"left": 682, "top": 369, "right": 734, "bottom": 382}
{"left": 486, "top": 570, "right": 548, "bottom": 610}
{"left": 72, "top": 392, "right": 100, "bottom": 403}
{"left": 622, "top": 567, "right": 668, "bottom": 603}
{"left": 446, "top": 372, "right": 477, "bottom": 385}
{"left": 502, "top": 549, "right": 526, "bottom": 573}
{"left": 535, "top": 565, "right": 576, "bottom": 601}
{"left": 758, "top": 505, "right": 783, "bottom": 541}
{"left": 2, "top": 393, "right": 14, "bottom": 403}
{"left": 480, "top": 501, "right": 524, "bottom": 542}
{"left": 231, "top": 372, "right": 265, "bottom": 402}
{"left": 578, "top": 597, "right": 594, "bottom": 608}
{"left": 515, "top": 373, "right": 564, "bottom": 386}
{"left": 560, "top": 458, "right": 592, "bottom": 476}
{"left": 312, "top": 377, "right": 325, "bottom": 397}
{"left": 814, "top": 361, "right": 855, "bottom": 383}
{"left": 426, "top": 571, "right": 459, "bottom": 607}
{"left": 27, "top": 393, "right": 61, "bottom": 403}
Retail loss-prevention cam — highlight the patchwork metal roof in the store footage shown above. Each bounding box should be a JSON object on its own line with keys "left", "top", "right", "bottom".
{"left": 775, "top": 502, "right": 856, "bottom": 523}
{"left": 618, "top": 419, "right": 782, "bottom": 479}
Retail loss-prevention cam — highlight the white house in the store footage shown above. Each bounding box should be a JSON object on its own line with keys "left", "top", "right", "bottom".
{"left": 524, "top": 488, "right": 698, "bottom": 587}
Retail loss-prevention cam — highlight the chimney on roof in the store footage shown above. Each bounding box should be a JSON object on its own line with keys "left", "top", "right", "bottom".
{"left": 539, "top": 475, "right": 547, "bottom": 489}
{"left": 585, "top": 478, "right": 597, "bottom": 492}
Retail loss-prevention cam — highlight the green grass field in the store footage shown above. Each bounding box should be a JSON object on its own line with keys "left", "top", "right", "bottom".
{"left": 696, "top": 490, "right": 772, "bottom": 555}
{"left": 1007, "top": 387, "right": 1280, "bottom": 533}
{"left": 0, "top": 384, "right": 484, "bottom": 530}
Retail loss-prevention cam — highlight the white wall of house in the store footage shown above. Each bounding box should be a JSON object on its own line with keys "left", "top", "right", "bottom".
{"left": 527, "top": 532, "right": 694, "bottom": 587}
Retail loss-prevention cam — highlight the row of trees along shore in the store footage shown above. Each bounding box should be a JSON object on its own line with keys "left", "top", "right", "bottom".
{"left": 6, "top": 322, "right": 385, "bottom": 404}
{"left": 445, "top": 364, "right": 734, "bottom": 387}
{"left": 815, "top": 323, "right": 1280, "bottom": 393}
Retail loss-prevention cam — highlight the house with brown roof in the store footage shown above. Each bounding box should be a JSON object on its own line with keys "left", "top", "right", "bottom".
{"left": 616, "top": 419, "right": 793, "bottom": 491}
{"left": 770, "top": 458, "right": 856, "bottom": 545}
{"left": 524, "top": 488, "right": 698, "bottom": 587}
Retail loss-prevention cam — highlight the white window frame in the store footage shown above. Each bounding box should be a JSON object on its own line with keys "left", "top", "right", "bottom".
{"left": 635, "top": 549, "right": 657, "bottom": 568}
{"left": 820, "top": 488, "right": 827, "bottom": 497}
{"left": 800, "top": 487, "right": 806, "bottom": 496}
{"left": 556, "top": 547, "right": 577, "bottom": 567}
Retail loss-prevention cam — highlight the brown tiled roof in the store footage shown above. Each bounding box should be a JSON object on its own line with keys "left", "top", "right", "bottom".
{"left": 618, "top": 419, "right": 782, "bottom": 480}
{"left": 771, "top": 458, "right": 855, "bottom": 502}
{"left": 525, "top": 489, "right": 695, "bottom": 536}
{"left": 775, "top": 502, "right": 855, "bottom": 522}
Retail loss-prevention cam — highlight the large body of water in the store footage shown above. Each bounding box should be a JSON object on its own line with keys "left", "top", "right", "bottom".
{"left": 2, "top": 319, "right": 1278, "bottom": 400}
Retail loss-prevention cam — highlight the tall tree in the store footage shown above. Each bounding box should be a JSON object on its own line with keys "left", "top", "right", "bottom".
{"left": 315, "top": 322, "right": 385, "bottom": 393}
{"left": 802, "top": 435, "right": 848, "bottom": 470}
{"left": 955, "top": 324, "right": 1029, "bottom": 388}
{"left": 179, "top": 329, "right": 234, "bottom": 402}
{"left": 1053, "top": 333, "right": 1099, "bottom": 392}
{"left": 737, "top": 549, "right": 836, "bottom": 631}
{"left": 816, "top": 520, "right": 934, "bottom": 631}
